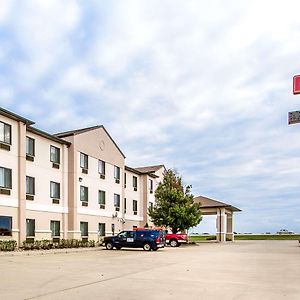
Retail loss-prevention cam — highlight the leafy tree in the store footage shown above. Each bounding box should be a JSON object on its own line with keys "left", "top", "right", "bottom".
{"left": 148, "top": 169, "right": 202, "bottom": 233}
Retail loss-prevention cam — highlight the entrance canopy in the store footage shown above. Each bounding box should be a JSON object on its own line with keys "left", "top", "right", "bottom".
{"left": 193, "top": 196, "right": 241, "bottom": 242}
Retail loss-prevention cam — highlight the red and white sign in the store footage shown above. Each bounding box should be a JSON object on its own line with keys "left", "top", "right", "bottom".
{"left": 293, "top": 75, "right": 300, "bottom": 94}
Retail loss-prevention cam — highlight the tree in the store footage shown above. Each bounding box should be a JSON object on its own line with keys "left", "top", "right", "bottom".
{"left": 148, "top": 169, "right": 202, "bottom": 233}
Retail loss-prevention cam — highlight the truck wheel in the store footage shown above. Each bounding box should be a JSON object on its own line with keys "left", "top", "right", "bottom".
{"left": 170, "top": 239, "right": 179, "bottom": 247}
{"left": 143, "top": 243, "right": 151, "bottom": 251}
{"left": 105, "top": 242, "right": 113, "bottom": 250}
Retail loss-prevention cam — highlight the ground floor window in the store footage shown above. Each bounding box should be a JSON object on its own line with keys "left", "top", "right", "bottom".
{"left": 26, "top": 219, "right": 35, "bottom": 237}
{"left": 0, "top": 216, "right": 12, "bottom": 236}
{"left": 112, "top": 223, "right": 115, "bottom": 235}
{"left": 50, "top": 220, "right": 60, "bottom": 237}
{"left": 98, "top": 223, "right": 105, "bottom": 236}
{"left": 80, "top": 222, "right": 88, "bottom": 237}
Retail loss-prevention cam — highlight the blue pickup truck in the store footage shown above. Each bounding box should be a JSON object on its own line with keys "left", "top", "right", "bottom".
{"left": 104, "top": 229, "right": 165, "bottom": 251}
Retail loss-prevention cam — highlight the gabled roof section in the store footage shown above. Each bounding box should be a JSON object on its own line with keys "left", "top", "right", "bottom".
{"left": 27, "top": 126, "right": 71, "bottom": 146}
{"left": 134, "top": 164, "right": 166, "bottom": 174}
{"left": 54, "top": 125, "right": 102, "bottom": 138}
{"left": 194, "top": 195, "right": 241, "bottom": 212}
{"left": 125, "top": 166, "right": 159, "bottom": 178}
{"left": 0, "top": 107, "right": 35, "bottom": 125}
{"left": 55, "top": 125, "right": 126, "bottom": 158}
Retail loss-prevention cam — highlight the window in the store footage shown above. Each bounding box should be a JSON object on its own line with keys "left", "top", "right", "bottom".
{"left": 114, "top": 194, "right": 120, "bottom": 211}
{"left": 98, "top": 160, "right": 105, "bottom": 178}
{"left": 80, "top": 186, "right": 88, "bottom": 203}
{"left": 133, "top": 176, "right": 138, "bottom": 191}
{"left": 50, "top": 181, "right": 60, "bottom": 199}
{"left": 0, "top": 167, "right": 12, "bottom": 189}
{"left": 80, "top": 152, "right": 88, "bottom": 172}
{"left": 26, "top": 176, "right": 35, "bottom": 195}
{"left": 0, "top": 121, "right": 11, "bottom": 145}
{"left": 26, "top": 219, "right": 35, "bottom": 237}
{"left": 80, "top": 221, "right": 88, "bottom": 237}
{"left": 149, "top": 179, "right": 153, "bottom": 193}
{"left": 124, "top": 198, "right": 127, "bottom": 213}
{"left": 26, "top": 137, "right": 35, "bottom": 157}
{"left": 0, "top": 216, "right": 12, "bottom": 236}
{"left": 98, "top": 223, "right": 105, "bottom": 236}
{"left": 124, "top": 173, "right": 127, "bottom": 188}
{"left": 114, "top": 166, "right": 120, "bottom": 183}
{"left": 149, "top": 202, "right": 154, "bottom": 211}
{"left": 50, "top": 146, "right": 60, "bottom": 164}
{"left": 98, "top": 190, "right": 106, "bottom": 209}
{"left": 133, "top": 200, "right": 138, "bottom": 215}
{"left": 50, "top": 220, "right": 60, "bottom": 237}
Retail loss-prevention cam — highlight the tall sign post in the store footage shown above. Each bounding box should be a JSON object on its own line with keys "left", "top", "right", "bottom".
{"left": 289, "top": 76, "right": 300, "bottom": 124}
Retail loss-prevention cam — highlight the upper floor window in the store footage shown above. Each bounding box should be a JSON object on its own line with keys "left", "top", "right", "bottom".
{"left": 0, "top": 121, "right": 11, "bottom": 145}
{"left": 0, "top": 167, "right": 12, "bottom": 190}
{"left": 98, "top": 160, "right": 105, "bottom": 178}
{"left": 98, "top": 190, "right": 106, "bottom": 209}
{"left": 26, "top": 176, "right": 35, "bottom": 196}
{"left": 0, "top": 216, "right": 12, "bottom": 236}
{"left": 80, "top": 153, "right": 88, "bottom": 173}
{"left": 80, "top": 186, "right": 88, "bottom": 205}
{"left": 124, "top": 173, "right": 127, "bottom": 188}
{"left": 124, "top": 198, "right": 127, "bottom": 213}
{"left": 114, "top": 166, "right": 120, "bottom": 184}
{"left": 50, "top": 181, "right": 60, "bottom": 199}
{"left": 50, "top": 146, "right": 60, "bottom": 164}
{"left": 26, "top": 137, "right": 35, "bottom": 160}
{"left": 133, "top": 176, "right": 138, "bottom": 191}
{"left": 149, "top": 179, "right": 153, "bottom": 194}
{"left": 114, "top": 194, "right": 120, "bottom": 211}
{"left": 149, "top": 202, "right": 154, "bottom": 211}
{"left": 133, "top": 200, "right": 138, "bottom": 215}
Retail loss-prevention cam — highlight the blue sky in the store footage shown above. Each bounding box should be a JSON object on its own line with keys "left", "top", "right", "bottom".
{"left": 1, "top": 0, "right": 300, "bottom": 233}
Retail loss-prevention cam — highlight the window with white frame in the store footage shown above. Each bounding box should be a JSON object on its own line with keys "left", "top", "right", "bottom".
{"left": 26, "top": 219, "right": 35, "bottom": 237}
{"left": 98, "top": 223, "right": 105, "bottom": 236}
{"left": 80, "top": 152, "right": 88, "bottom": 170}
{"left": 114, "top": 194, "right": 120, "bottom": 211}
{"left": 50, "top": 181, "right": 60, "bottom": 199}
{"left": 80, "top": 221, "right": 88, "bottom": 237}
{"left": 26, "top": 137, "right": 35, "bottom": 157}
{"left": 26, "top": 176, "right": 35, "bottom": 195}
{"left": 0, "top": 121, "right": 11, "bottom": 145}
{"left": 98, "top": 160, "right": 105, "bottom": 178}
{"left": 50, "top": 220, "right": 60, "bottom": 237}
{"left": 0, "top": 167, "right": 12, "bottom": 189}
{"left": 50, "top": 145, "right": 60, "bottom": 164}
{"left": 133, "top": 200, "right": 138, "bottom": 215}
{"left": 149, "top": 179, "right": 153, "bottom": 193}
{"left": 114, "top": 166, "right": 120, "bottom": 183}
{"left": 98, "top": 190, "right": 105, "bottom": 209}
{"left": 133, "top": 176, "right": 137, "bottom": 191}
{"left": 80, "top": 186, "right": 88, "bottom": 203}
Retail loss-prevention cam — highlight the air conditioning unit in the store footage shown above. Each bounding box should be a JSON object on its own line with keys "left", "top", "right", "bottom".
{"left": 82, "top": 201, "right": 88, "bottom": 207}
{"left": 134, "top": 187, "right": 137, "bottom": 191}
{"left": 26, "top": 195, "right": 34, "bottom": 201}
{"left": 52, "top": 162, "right": 60, "bottom": 169}
{"left": 100, "top": 204, "right": 105, "bottom": 209}
{"left": 82, "top": 168, "right": 88, "bottom": 174}
{"left": 115, "top": 178, "right": 120, "bottom": 184}
{"left": 133, "top": 211, "right": 137, "bottom": 215}
{"left": 100, "top": 174, "right": 105, "bottom": 179}
{"left": 52, "top": 198, "right": 60, "bottom": 204}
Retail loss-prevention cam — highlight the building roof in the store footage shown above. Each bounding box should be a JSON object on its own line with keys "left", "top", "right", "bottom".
{"left": 27, "top": 126, "right": 71, "bottom": 146}
{"left": 193, "top": 195, "right": 241, "bottom": 212}
{"left": 134, "top": 164, "right": 166, "bottom": 174}
{"left": 125, "top": 166, "right": 158, "bottom": 178}
{"left": 0, "top": 107, "right": 35, "bottom": 125}
{"left": 55, "top": 125, "right": 126, "bottom": 158}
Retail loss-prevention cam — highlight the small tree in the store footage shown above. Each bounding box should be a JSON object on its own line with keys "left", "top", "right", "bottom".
{"left": 148, "top": 169, "right": 202, "bottom": 233}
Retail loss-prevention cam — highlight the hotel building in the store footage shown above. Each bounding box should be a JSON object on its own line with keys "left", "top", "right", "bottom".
{"left": 0, "top": 107, "right": 165, "bottom": 245}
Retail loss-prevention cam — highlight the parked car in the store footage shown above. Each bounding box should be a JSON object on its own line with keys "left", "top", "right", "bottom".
{"left": 166, "top": 232, "right": 188, "bottom": 247}
{"left": 104, "top": 229, "right": 165, "bottom": 251}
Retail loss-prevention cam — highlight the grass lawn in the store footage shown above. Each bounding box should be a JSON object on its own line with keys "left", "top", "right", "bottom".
{"left": 189, "top": 234, "right": 300, "bottom": 241}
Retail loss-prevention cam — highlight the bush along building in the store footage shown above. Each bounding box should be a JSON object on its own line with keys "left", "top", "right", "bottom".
{"left": 0, "top": 107, "right": 165, "bottom": 246}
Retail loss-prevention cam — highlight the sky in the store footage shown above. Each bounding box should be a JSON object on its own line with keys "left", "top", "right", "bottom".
{"left": 1, "top": 0, "right": 300, "bottom": 234}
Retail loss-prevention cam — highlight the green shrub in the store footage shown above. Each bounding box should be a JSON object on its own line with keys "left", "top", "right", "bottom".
{"left": 0, "top": 240, "right": 17, "bottom": 251}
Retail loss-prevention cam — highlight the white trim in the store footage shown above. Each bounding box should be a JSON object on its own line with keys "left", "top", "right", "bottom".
{"left": 88, "top": 231, "right": 98, "bottom": 234}
{"left": 77, "top": 208, "right": 121, "bottom": 218}
{"left": 12, "top": 229, "right": 20, "bottom": 232}
{"left": 26, "top": 202, "right": 68, "bottom": 214}
{"left": 67, "top": 231, "right": 81, "bottom": 233}
{"left": 0, "top": 197, "right": 18, "bottom": 208}
{"left": 35, "top": 230, "right": 52, "bottom": 233}
{"left": 125, "top": 215, "right": 143, "bottom": 221}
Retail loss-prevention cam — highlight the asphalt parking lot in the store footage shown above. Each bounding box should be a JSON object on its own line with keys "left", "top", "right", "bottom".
{"left": 1, "top": 240, "right": 300, "bottom": 300}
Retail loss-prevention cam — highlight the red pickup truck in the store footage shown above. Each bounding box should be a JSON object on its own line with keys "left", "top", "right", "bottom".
{"left": 166, "top": 233, "right": 188, "bottom": 247}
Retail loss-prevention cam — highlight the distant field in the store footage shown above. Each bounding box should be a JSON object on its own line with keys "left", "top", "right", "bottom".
{"left": 189, "top": 234, "right": 300, "bottom": 241}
